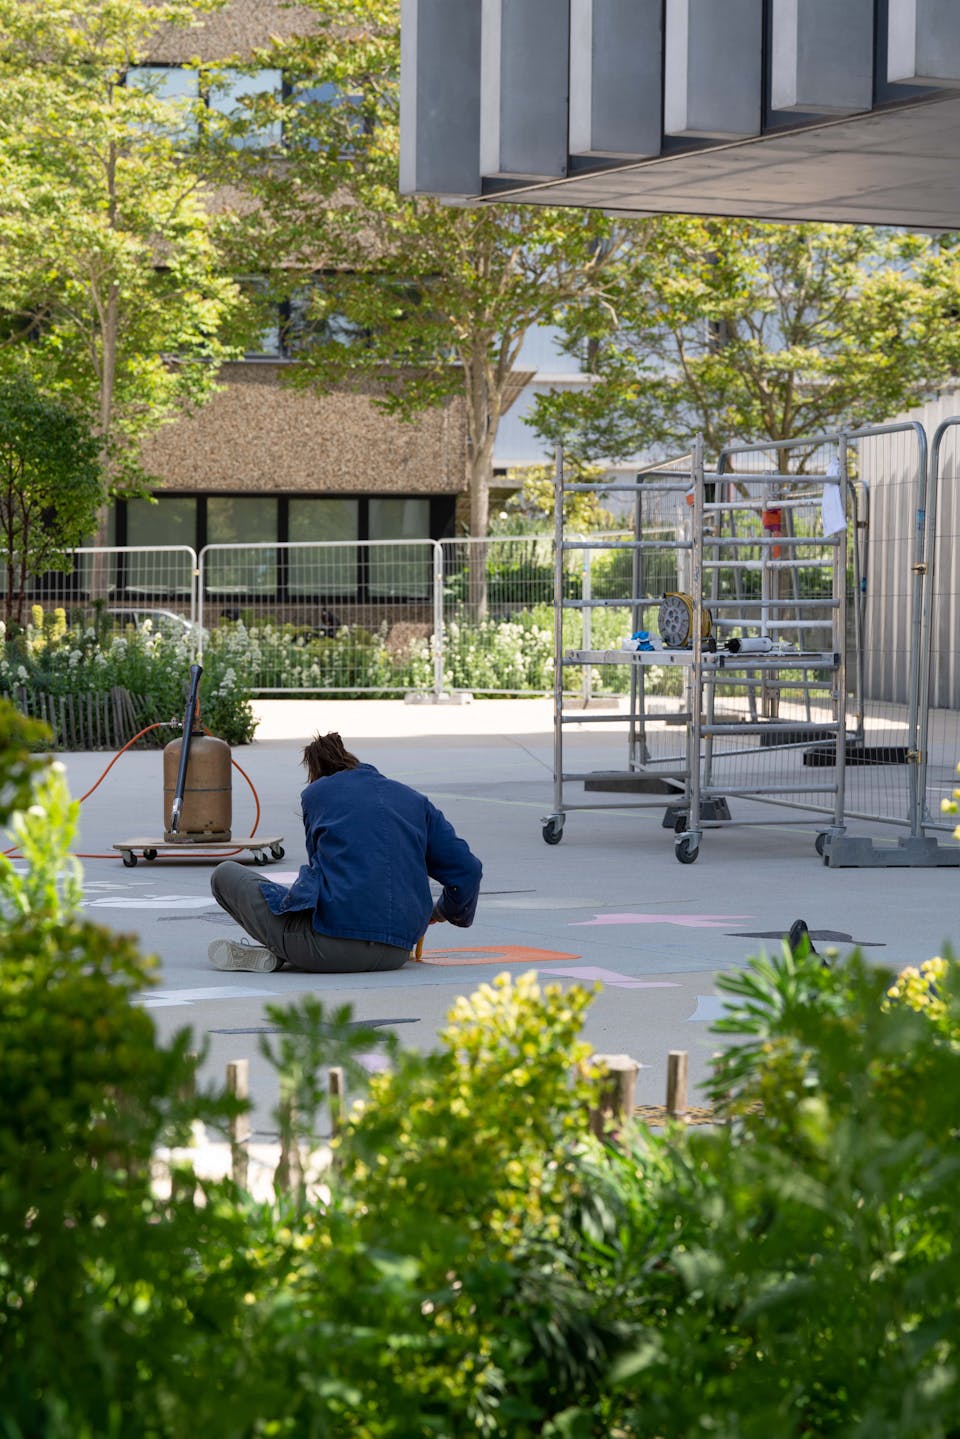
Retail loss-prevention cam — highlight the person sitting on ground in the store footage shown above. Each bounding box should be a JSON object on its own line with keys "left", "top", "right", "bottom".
{"left": 208, "top": 731, "right": 482, "bottom": 974}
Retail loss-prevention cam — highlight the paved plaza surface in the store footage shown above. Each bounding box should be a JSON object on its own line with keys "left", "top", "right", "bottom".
{"left": 52, "top": 697, "right": 960, "bottom": 1137}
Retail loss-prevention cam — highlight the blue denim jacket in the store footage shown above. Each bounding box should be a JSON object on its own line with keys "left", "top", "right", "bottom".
{"left": 259, "top": 763, "right": 482, "bottom": 951}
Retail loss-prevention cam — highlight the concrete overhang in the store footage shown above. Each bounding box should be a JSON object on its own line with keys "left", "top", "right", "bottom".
{"left": 474, "top": 94, "right": 960, "bottom": 232}
{"left": 400, "top": 0, "right": 960, "bottom": 231}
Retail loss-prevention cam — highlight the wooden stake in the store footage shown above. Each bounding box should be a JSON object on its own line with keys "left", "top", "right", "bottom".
{"left": 328, "top": 1066, "right": 345, "bottom": 1139}
{"left": 666, "top": 1050, "right": 688, "bottom": 1117}
{"left": 589, "top": 1053, "right": 640, "bottom": 1139}
{"left": 275, "top": 1089, "right": 303, "bottom": 1197}
{"left": 226, "top": 1058, "right": 250, "bottom": 1190}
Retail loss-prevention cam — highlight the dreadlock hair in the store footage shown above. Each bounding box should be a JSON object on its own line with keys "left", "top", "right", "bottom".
{"left": 302, "top": 732, "right": 361, "bottom": 783}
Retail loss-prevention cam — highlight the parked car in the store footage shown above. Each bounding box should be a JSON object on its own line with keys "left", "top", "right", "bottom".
{"left": 105, "top": 608, "right": 199, "bottom": 639}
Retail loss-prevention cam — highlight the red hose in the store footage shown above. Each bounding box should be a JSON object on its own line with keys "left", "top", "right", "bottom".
{"left": 3, "top": 721, "right": 264, "bottom": 862}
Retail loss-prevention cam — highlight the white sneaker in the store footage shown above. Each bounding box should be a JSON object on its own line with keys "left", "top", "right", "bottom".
{"left": 208, "top": 939, "right": 282, "bottom": 973}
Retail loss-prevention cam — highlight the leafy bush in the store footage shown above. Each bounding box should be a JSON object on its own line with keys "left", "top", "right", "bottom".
{"left": 0, "top": 710, "right": 250, "bottom": 1437}
{"left": 207, "top": 606, "right": 682, "bottom": 698}
{"left": 10, "top": 695, "right": 960, "bottom": 1436}
{"left": 590, "top": 948, "right": 960, "bottom": 1439}
{"left": 0, "top": 608, "right": 256, "bottom": 745}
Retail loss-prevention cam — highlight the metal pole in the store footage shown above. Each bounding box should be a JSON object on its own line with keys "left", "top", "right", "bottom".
{"left": 196, "top": 549, "right": 206, "bottom": 664}
{"left": 553, "top": 446, "right": 565, "bottom": 817}
{"left": 581, "top": 542, "right": 592, "bottom": 705}
{"left": 432, "top": 540, "right": 445, "bottom": 699}
{"left": 688, "top": 437, "right": 704, "bottom": 839}
{"left": 169, "top": 662, "right": 202, "bottom": 837}
{"left": 833, "top": 442, "right": 849, "bottom": 831}
{"left": 917, "top": 420, "right": 952, "bottom": 834}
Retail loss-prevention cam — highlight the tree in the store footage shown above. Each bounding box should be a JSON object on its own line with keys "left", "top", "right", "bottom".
{"left": 232, "top": 0, "right": 639, "bottom": 609}
{"left": 0, "top": 0, "right": 245, "bottom": 511}
{"left": 530, "top": 217, "right": 960, "bottom": 465}
{"left": 0, "top": 375, "right": 103, "bottom": 622}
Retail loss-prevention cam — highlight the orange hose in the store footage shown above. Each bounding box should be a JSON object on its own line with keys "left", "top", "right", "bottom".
{"left": 4, "top": 721, "right": 265, "bottom": 863}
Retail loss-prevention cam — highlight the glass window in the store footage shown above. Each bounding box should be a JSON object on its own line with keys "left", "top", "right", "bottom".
{"left": 238, "top": 276, "right": 281, "bottom": 357}
{"left": 288, "top": 498, "right": 359, "bottom": 597}
{"left": 284, "top": 282, "right": 367, "bottom": 355}
{"left": 287, "top": 80, "right": 366, "bottom": 151}
{"left": 206, "top": 496, "right": 277, "bottom": 593}
{"left": 209, "top": 68, "right": 283, "bottom": 149}
{"left": 126, "top": 65, "right": 200, "bottom": 143}
{"left": 368, "top": 498, "right": 432, "bottom": 597}
{"left": 124, "top": 496, "right": 197, "bottom": 596}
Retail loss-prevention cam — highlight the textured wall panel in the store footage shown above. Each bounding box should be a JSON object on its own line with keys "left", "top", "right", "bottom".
{"left": 148, "top": 0, "right": 318, "bottom": 62}
{"left": 139, "top": 366, "right": 467, "bottom": 496}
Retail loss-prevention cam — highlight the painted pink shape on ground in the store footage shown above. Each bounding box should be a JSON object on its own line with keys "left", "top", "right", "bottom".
{"left": 537, "top": 966, "right": 680, "bottom": 989}
{"left": 570, "top": 913, "right": 754, "bottom": 929}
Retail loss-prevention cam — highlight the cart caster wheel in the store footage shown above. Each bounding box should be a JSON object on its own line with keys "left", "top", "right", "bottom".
{"left": 675, "top": 836, "right": 700, "bottom": 864}
{"left": 144, "top": 849, "right": 158, "bottom": 861}
{"left": 673, "top": 815, "right": 688, "bottom": 835}
{"left": 542, "top": 819, "right": 564, "bottom": 846}
{"left": 121, "top": 851, "right": 138, "bottom": 868}
{"left": 814, "top": 832, "right": 828, "bottom": 857}
{"left": 270, "top": 845, "right": 285, "bottom": 860}
{"left": 252, "top": 852, "right": 266, "bottom": 866}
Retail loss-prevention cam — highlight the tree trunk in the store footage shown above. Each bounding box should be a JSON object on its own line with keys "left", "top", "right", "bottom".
{"left": 467, "top": 435, "right": 494, "bottom": 620}
{"left": 89, "top": 279, "right": 120, "bottom": 602}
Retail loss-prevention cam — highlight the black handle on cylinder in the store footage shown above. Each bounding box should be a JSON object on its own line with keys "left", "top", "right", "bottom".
{"left": 169, "top": 663, "right": 203, "bottom": 836}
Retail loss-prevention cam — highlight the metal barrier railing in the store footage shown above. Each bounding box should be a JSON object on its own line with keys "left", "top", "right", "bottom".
{"left": 11, "top": 428, "right": 958, "bottom": 842}
{"left": 920, "top": 418, "right": 960, "bottom": 834}
{"left": 719, "top": 423, "right": 931, "bottom": 838}
{"left": 197, "top": 539, "right": 441, "bottom": 695}
{"left": 6, "top": 545, "right": 199, "bottom": 635}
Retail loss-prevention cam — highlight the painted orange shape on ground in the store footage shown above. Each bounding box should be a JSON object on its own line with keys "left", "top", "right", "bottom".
{"left": 415, "top": 945, "right": 582, "bottom": 967}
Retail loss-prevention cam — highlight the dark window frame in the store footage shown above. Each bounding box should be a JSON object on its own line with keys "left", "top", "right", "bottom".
{"left": 113, "top": 492, "right": 456, "bottom": 604}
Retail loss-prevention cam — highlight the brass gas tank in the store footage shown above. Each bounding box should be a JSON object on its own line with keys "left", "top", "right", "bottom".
{"left": 162, "top": 734, "right": 232, "bottom": 842}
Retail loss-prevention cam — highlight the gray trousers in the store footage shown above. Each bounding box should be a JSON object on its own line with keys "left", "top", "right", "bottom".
{"left": 210, "top": 861, "right": 410, "bottom": 973}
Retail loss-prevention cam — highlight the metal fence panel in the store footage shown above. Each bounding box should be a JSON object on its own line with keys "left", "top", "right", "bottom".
{"left": 920, "top": 418, "right": 960, "bottom": 833}
{"left": 719, "top": 425, "right": 927, "bottom": 832}
{"left": 7, "top": 546, "right": 199, "bottom": 636}
{"left": 197, "top": 539, "right": 440, "bottom": 695}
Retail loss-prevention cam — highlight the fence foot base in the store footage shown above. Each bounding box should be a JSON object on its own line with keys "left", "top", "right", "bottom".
{"left": 404, "top": 691, "right": 474, "bottom": 705}
{"left": 823, "top": 835, "right": 960, "bottom": 868}
{"left": 661, "top": 797, "right": 732, "bottom": 829}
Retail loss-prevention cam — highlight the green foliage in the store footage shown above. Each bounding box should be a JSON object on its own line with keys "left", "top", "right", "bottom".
{"left": 594, "top": 949, "right": 960, "bottom": 1438}
{"left": 7, "top": 643, "right": 960, "bottom": 1435}
{"left": 191, "top": 606, "right": 678, "bottom": 699}
{"left": 492, "top": 464, "right": 619, "bottom": 536}
{"left": 0, "top": 375, "right": 104, "bottom": 622}
{"left": 5, "top": 724, "right": 960, "bottom": 1438}
{"left": 0, "top": 697, "right": 49, "bottom": 823}
{"left": 0, "top": 731, "right": 251, "bottom": 1438}
{"left": 0, "top": 610, "right": 256, "bottom": 745}
{"left": 248, "top": 974, "right": 616, "bottom": 1437}
{"left": 534, "top": 218, "right": 960, "bottom": 462}
{"left": 942, "top": 759, "right": 960, "bottom": 840}
{"left": 234, "top": 0, "right": 638, "bottom": 547}
{"left": 0, "top": 0, "right": 242, "bottom": 491}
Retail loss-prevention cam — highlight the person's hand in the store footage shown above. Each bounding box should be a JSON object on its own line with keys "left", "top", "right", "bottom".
{"left": 429, "top": 902, "right": 446, "bottom": 925}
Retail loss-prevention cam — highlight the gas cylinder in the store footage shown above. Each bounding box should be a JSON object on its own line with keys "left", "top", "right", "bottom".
{"left": 162, "top": 734, "right": 232, "bottom": 842}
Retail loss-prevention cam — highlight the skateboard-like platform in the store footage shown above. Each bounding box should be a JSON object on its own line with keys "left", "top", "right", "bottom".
{"left": 113, "top": 837, "right": 285, "bottom": 867}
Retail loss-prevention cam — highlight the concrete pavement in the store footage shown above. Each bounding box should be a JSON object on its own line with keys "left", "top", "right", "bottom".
{"left": 50, "top": 696, "right": 960, "bottom": 1139}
